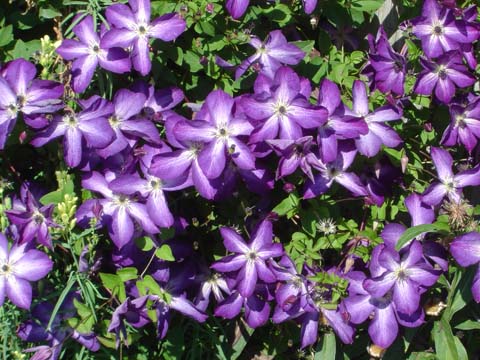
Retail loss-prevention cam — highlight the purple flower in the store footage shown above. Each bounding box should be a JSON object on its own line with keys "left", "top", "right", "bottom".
{"left": 226, "top": 0, "right": 249, "bottom": 19}
{"left": 0, "top": 232, "right": 53, "bottom": 309}
{"left": 172, "top": 89, "right": 255, "bottom": 179}
{"left": 414, "top": 51, "right": 475, "bottom": 104}
{"left": 303, "top": 0, "right": 317, "bottom": 14}
{"left": 350, "top": 80, "right": 402, "bottom": 157}
{"left": 235, "top": 30, "right": 305, "bottom": 79}
{"left": 411, "top": 0, "right": 479, "bottom": 59}
{"left": 344, "top": 270, "right": 425, "bottom": 349}
{"left": 31, "top": 96, "right": 115, "bottom": 167}
{"left": 81, "top": 171, "right": 159, "bottom": 248}
{"left": 364, "top": 241, "right": 440, "bottom": 315}
{"left": 0, "top": 58, "right": 63, "bottom": 148}
{"left": 6, "top": 186, "right": 58, "bottom": 248}
{"left": 195, "top": 272, "right": 230, "bottom": 311}
{"left": 56, "top": 15, "right": 131, "bottom": 93}
{"left": 304, "top": 141, "right": 367, "bottom": 199}
{"left": 421, "top": 147, "right": 480, "bottom": 206}
{"left": 211, "top": 220, "right": 283, "bottom": 298}
{"left": 367, "top": 27, "right": 407, "bottom": 95}
{"left": 102, "top": 0, "right": 186, "bottom": 75}
{"left": 441, "top": 94, "right": 480, "bottom": 153}
{"left": 317, "top": 79, "right": 368, "bottom": 163}
{"left": 267, "top": 136, "right": 321, "bottom": 181}
{"left": 450, "top": 232, "right": 480, "bottom": 302}
{"left": 241, "top": 67, "right": 327, "bottom": 142}
{"left": 97, "top": 88, "right": 161, "bottom": 158}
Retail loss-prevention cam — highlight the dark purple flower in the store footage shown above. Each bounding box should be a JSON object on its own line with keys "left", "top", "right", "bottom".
{"left": 0, "top": 59, "right": 63, "bottom": 148}
{"left": 31, "top": 96, "right": 115, "bottom": 167}
{"left": 173, "top": 89, "right": 255, "bottom": 179}
{"left": 367, "top": 27, "right": 407, "bottom": 95}
{"left": 411, "top": 0, "right": 479, "bottom": 59}
{"left": 56, "top": 15, "right": 131, "bottom": 93}
{"left": 241, "top": 67, "right": 327, "bottom": 142}
{"left": 0, "top": 232, "right": 53, "bottom": 309}
{"left": 441, "top": 94, "right": 480, "bottom": 153}
{"left": 195, "top": 272, "right": 230, "bottom": 311}
{"left": 414, "top": 51, "right": 475, "bottom": 104}
{"left": 317, "top": 79, "right": 368, "bottom": 163}
{"left": 350, "top": 80, "right": 402, "bottom": 157}
{"left": 450, "top": 232, "right": 480, "bottom": 302}
{"left": 102, "top": 0, "right": 186, "bottom": 75}
{"left": 421, "top": 147, "right": 480, "bottom": 206}
{"left": 211, "top": 220, "right": 283, "bottom": 298}
{"left": 6, "top": 186, "right": 58, "bottom": 248}
{"left": 235, "top": 30, "right": 305, "bottom": 79}
{"left": 226, "top": 0, "right": 249, "bottom": 19}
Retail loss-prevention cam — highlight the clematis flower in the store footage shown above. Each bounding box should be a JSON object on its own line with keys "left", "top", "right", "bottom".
{"left": 350, "top": 80, "right": 402, "bottom": 157}
{"left": 421, "top": 147, "right": 480, "bottom": 206}
{"left": 195, "top": 272, "right": 231, "bottom": 311}
{"left": 31, "top": 96, "right": 115, "bottom": 168}
{"left": 172, "top": 89, "right": 255, "bottom": 179}
{"left": 303, "top": 0, "right": 318, "bottom": 14}
{"left": 304, "top": 142, "right": 367, "bottom": 199}
{"left": 411, "top": 0, "right": 479, "bottom": 59}
{"left": 97, "top": 88, "right": 160, "bottom": 158}
{"left": 56, "top": 15, "right": 131, "bottom": 93}
{"left": 235, "top": 30, "right": 305, "bottom": 79}
{"left": 344, "top": 270, "right": 425, "bottom": 349}
{"left": 226, "top": 0, "right": 249, "bottom": 19}
{"left": 414, "top": 51, "right": 475, "bottom": 104}
{"left": 108, "top": 296, "right": 151, "bottom": 345}
{"left": 316, "top": 79, "right": 368, "bottom": 163}
{"left": 0, "top": 232, "right": 53, "bottom": 309}
{"left": 241, "top": 67, "right": 327, "bottom": 142}
{"left": 441, "top": 94, "right": 480, "bottom": 153}
{"left": 211, "top": 220, "right": 283, "bottom": 298}
{"left": 363, "top": 241, "right": 440, "bottom": 315}
{"left": 6, "top": 186, "right": 58, "bottom": 248}
{"left": 450, "top": 232, "right": 480, "bottom": 302}
{"left": 102, "top": 0, "right": 186, "bottom": 75}
{"left": 81, "top": 171, "right": 159, "bottom": 248}
{"left": 267, "top": 136, "right": 321, "bottom": 181}
{"left": 367, "top": 27, "right": 407, "bottom": 95}
{"left": 0, "top": 58, "right": 63, "bottom": 148}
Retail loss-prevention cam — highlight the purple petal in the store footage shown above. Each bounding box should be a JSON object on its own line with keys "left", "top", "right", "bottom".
{"left": 71, "top": 55, "right": 97, "bottom": 93}
{"left": 352, "top": 80, "right": 369, "bottom": 116}
{"left": 128, "top": 203, "right": 158, "bottom": 234}
{"left": 150, "top": 13, "right": 186, "bottom": 41}
{"left": 6, "top": 276, "right": 32, "bottom": 309}
{"left": 226, "top": 0, "right": 250, "bottom": 19}
{"left": 214, "top": 292, "right": 243, "bottom": 318}
{"left": 422, "top": 183, "right": 446, "bottom": 206}
{"left": 198, "top": 140, "right": 226, "bottom": 179}
{"left": 393, "top": 278, "right": 421, "bottom": 315}
{"left": 343, "top": 294, "right": 375, "bottom": 324}
{"left": 368, "top": 301, "right": 398, "bottom": 348}
{"left": 170, "top": 296, "right": 207, "bottom": 322}
{"left": 220, "top": 227, "right": 249, "bottom": 254}
{"left": 430, "top": 147, "right": 454, "bottom": 179}
{"left": 105, "top": 4, "right": 136, "bottom": 29}
{"left": 450, "top": 232, "right": 480, "bottom": 267}
{"left": 244, "top": 294, "right": 270, "bottom": 328}
{"left": 73, "top": 15, "right": 99, "bottom": 45}
{"left": 10, "top": 250, "right": 52, "bottom": 281}
{"left": 237, "top": 261, "right": 257, "bottom": 297}
{"left": 64, "top": 127, "right": 83, "bottom": 167}
{"left": 3, "top": 58, "right": 36, "bottom": 96}
{"left": 132, "top": 37, "right": 151, "bottom": 76}
{"left": 364, "top": 273, "right": 396, "bottom": 298}
{"left": 101, "top": 28, "right": 137, "bottom": 48}
{"left": 111, "top": 207, "right": 134, "bottom": 248}
{"left": 147, "top": 191, "right": 174, "bottom": 228}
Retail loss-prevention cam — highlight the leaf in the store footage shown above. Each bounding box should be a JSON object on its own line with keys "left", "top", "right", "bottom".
{"left": 395, "top": 222, "right": 450, "bottom": 251}
{"left": 155, "top": 244, "right": 175, "bottom": 261}
{"left": 314, "top": 333, "right": 336, "bottom": 360}
{"left": 39, "top": 7, "right": 62, "bottom": 20}
{"left": 433, "top": 318, "right": 459, "bottom": 360}
{"left": 136, "top": 275, "right": 163, "bottom": 298}
{"left": 40, "top": 178, "right": 75, "bottom": 205}
{"left": 117, "top": 267, "right": 138, "bottom": 282}
{"left": 272, "top": 193, "right": 300, "bottom": 218}
{"left": 455, "top": 320, "right": 480, "bottom": 330}
{"left": 445, "top": 267, "right": 475, "bottom": 320}
{"left": 46, "top": 272, "right": 76, "bottom": 331}
{"left": 230, "top": 320, "right": 254, "bottom": 360}
{"left": 0, "top": 24, "right": 13, "bottom": 47}
{"left": 99, "top": 273, "right": 126, "bottom": 302}
{"left": 6, "top": 39, "right": 41, "bottom": 60}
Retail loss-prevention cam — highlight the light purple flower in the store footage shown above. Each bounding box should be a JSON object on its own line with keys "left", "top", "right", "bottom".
{"left": 303, "top": 0, "right": 318, "bottom": 14}
{"left": 350, "top": 80, "right": 402, "bottom": 157}
{"left": 226, "top": 0, "right": 249, "bottom": 19}
{"left": 450, "top": 232, "right": 480, "bottom": 302}
{"left": 235, "top": 30, "right": 305, "bottom": 79}
{"left": 56, "top": 15, "right": 131, "bottom": 93}
{"left": 173, "top": 89, "right": 255, "bottom": 179}
{"left": 441, "top": 94, "right": 480, "bottom": 153}
{"left": 102, "top": 0, "right": 186, "bottom": 75}
{"left": 0, "top": 58, "right": 63, "bottom": 148}
{"left": 0, "top": 232, "right": 53, "bottom": 309}
{"left": 242, "top": 67, "right": 327, "bottom": 142}
{"left": 31, "top": 96, "right": 115, "bottom": 168}
{"left": 414, "top": 51, "right": 475, "bottom": 104}
{"left": 211, "top": 220, "right": 283, "bottom": 298}
{"left": 411, "top": 0, "right": 479, "bottom": 59}
{"left": 421, "top": 146, "right": 480, "bottom": 206}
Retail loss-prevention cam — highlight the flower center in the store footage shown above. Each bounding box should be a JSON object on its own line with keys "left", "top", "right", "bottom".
{"left": 137, "top": 24, "right": 149, "bottom": 37}
{"left": 217, "top": 127, "right": 229, "bottom": 138}
{"left": 149, "top": 178, "right": 162, "bottom": 190}
{"left": 394, "top": 267, "right": 409, "bottom": 281}
{"left": 432, "top": 25, "right": 443, "bottom": 36}
{"left": 91, "top": 44, "right": 100, "bottom": 54}
{"left": 455, "top": 114, "right": 466, "bottom": 128}
{"left": 393, "top": 60, "right": 403, "bottom": 73}
{"left": 63, "top": 114, "right": 78, "bottom": 127}
{"left": 109, "top": 115, "right": 121, "bottom": 128}
{"left": 33, "top": 212, "right": 44, "bottom": 224}
{"left": 246, "top": 251, "right": 257, "bottom": 262}
{"left": 436, "top": 65, "right": 448, "bottom": 80}
{"left": 17, "top": 95, "right": 26, "bottom": 108}
{"left": 114, "top": 195, "right": 130, "bottom": 208}
{"left": 326, "top": 166, "right": 340, "bottom": 179}
{"left": 0, "top": 261, "right": 13, "bottom": 276}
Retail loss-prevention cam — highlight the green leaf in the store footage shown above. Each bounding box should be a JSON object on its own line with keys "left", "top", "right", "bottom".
{"left": 47, "top": 272, "right": 77, "bottom": 331}
{"left": 455, "top": 320, "right": 480, "bottom": 330}
{"left": 39, "top": 7, "right": 62, "bottom": 20}
{"left": 230, "top": 321, "right": 254, "bottom": 360}
{"left": 351, "top": 0, "right": 383, "bottom": 13}
{"left": 395, "top": 222, "right": 450, "bottom": 251}
{"left": 314, "top": 333, "right": 336, "bottom": 360}
{"left": 136, "top": 275, "right": 164, "bottom": 298}
{"left": 135, "top": 236, "right": 156, "bottom": 251}
{"left": 6, "top": 39, "right": 41, "bottom": 60}
{"left": 0, "top": 24, "right": 13, "bottom": 47}
{"left": 117, "top": 267, "right": 138, "bottom": 282}
{"left": 433, "top": 317, "right": 459, "bottom": 360}
{"left": 40, "top": 178, "right": 75, "bottom": 205}
{"left": 73, "top": 298, "right": 95, "bottom": 333}
{"left": 99, "top": 273, "right": 126, "bottom": 302}
{"left": 155, "top": 244, "right": 175, "bottom": 261}
{"left": 446, "top": 267, "right": 475, "bottom": 319}
{"left": 263, "top": 4, "right": 292, "bottom": 26}
{"left": 272, "top": 193, "right": 300, "bottom": 218}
